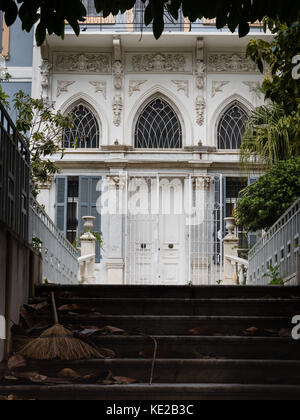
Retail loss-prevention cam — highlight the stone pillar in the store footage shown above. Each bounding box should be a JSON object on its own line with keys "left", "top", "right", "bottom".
{"left": 223, "top": 217, "right": 239, "bottom": 285}
{"left": 37, "top": 177, "right": 53, "bottom": 216}
{"left": 106, "top": 173, "right": 126, "bottom": 285}
{"left": 79, "top": 216, "right": 96, "bottom": 284}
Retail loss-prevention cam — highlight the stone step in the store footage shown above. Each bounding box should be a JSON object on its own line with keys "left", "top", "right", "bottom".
{"left": 35, "top": 314, "right": 293, "bottom": 335}
{"left": 89, "top": 335, "right": 300, "bottom": 360}
{"left": 20, "top": 359, "right": 300, "bottom": 385}
{"left": 35, "top": 285, "right": 300, "bottom": 300}
{"left": 1, "top": 384, "right": 300, "bottom": 400}
{"left": 29, "top": 297, "right": 300, "bottom": 317}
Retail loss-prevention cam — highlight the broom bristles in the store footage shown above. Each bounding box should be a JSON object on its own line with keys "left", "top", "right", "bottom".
{"left": 19, "top": 324, "right": 103, "bottom": 361}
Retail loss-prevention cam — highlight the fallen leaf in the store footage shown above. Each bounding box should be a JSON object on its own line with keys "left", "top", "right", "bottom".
{"left": 99, "top": 326, "right": 125, "bottom": 334}
{"left": 188, "top": 327, "right": 216, "bottom": 336}
{"left": 58, "top": 368, "right": 80, "bottom": 379}
{"left": 4, "top": 376, "right": 19, "bottom": 381}
{"left": 58, "top": 304, "right": 93, "bottom": 313}
{"left": 7, "top": 355, "right": 27, "bottom": 371}
{"left": 279, "top": 329, "right": 291, "bottom": 337}
{"left": 113, "top": 376, "right": 137, "bottom": 385}
{"left": 24, "top": 302, "right": 49, "bottom": 312}
{"left": 12, "top": 371, "right": 47, "bottom": 383}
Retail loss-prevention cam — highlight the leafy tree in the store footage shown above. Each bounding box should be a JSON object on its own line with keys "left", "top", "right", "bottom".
{"left": 240, "top": 104, "right": 299, "bottom": 168}
{"left": 235, "top": 158, "right": 300, "bottom": 231}
{"left": 247, "top": 19, "right": 300, "bottom": 116}
{"left": 12, "top": 91, "right": 72, "bottom": 196}
{"left": 0, "top": 0, "right": 299, "bottom": 46}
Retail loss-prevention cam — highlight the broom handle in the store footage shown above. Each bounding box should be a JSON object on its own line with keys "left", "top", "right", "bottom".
{"left": 51, "top": 292, "right": 59, "bottom": 325}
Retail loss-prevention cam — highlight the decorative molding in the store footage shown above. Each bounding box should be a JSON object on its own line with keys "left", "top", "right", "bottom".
{"left": 40, "top": 60, "right": 52, "bottom": 100}
{"left": 193, "top": 176, "right": 211, "bottom": 191}
{"left": 89, "top": 81, "right": 107, "bottom": 99}
{"left": 127, "top": 53, "right": 192, "bottom": 73}
{"left": 113, "top": 61, "right": 124, "bottom": 90}
{"left": 53, "top": 53, "right": 111, "bottom": 74}
{"left": 207, "top": 53, "right": 259, "bottom": 73}
{"left": 107, "top": 175, "right": 127, "bottom": 190}
{"left": 57, "top": 80, "right": 75, "bottom": 97}
{"left": 112, "top": 94, "right": 123, "bottom": 127}
{"left": 129, "top": 80, "right": 147, "bottom": 97}
{"left": 172, "top": 80, "right": 189, "bottom": 97}
{"left": 211, "top": 81, "right": 230, "bottom": 97}
{"left": 243, "top": 81, "right": 262, "bottom": 100}
{"left": 195, "top": 95, "right": 206, "bottom": 126}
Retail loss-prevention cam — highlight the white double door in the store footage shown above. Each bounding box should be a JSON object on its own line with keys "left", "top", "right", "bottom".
{"left": 127, "top": 178, "right": 186, "bottom": 285}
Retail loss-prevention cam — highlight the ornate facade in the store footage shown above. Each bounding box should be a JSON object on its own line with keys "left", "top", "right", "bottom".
{"left": 32, "top": 14, "right": 271, "bottom": 285}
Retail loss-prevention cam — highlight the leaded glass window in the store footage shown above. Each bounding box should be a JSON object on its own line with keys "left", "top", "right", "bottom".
{"left": 217, "top": 102, "right": 248, "bottom": 150}
{"left": 63, "top": 103, "right": 100, "bottom": 149}
{"left": 135, "top": 98, "right": 182, "bottom": 149}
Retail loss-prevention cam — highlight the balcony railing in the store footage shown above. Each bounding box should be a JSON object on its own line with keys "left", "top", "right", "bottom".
{"left": 79, "top": 1, "right": 264, "bottom": 33}
{"left": 248, "top": 198, "right": 300, "bottom": 285}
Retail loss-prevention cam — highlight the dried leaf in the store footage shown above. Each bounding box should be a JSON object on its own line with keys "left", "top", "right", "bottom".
{"left": 58, "top": 304, "right": 93, "bottom": 313}
{"left": 24, "top": 301, "right": 49, "bottom": 312}
{"left": 7, "top": 355, "right": 27, "bottom": 371}
{"left": 279, "top": 329, "right": 291, "bottom": 337}
{"left": 58, "top": 368, "right": 80, "bottom": 379}
{"left": 188, "top": 327, "right": 216, "bottom": 336}
{"left": 99, "top": 326, "right": 125, "bottom": 334}
{"left": 113, "top": 376, "right": 137, "bottom": 385}
{"left": 99, "top": 348, "right": 116, "bottom": 359}
{"left": 12, "top": 371, "right": 47, "bottom": 383}
{"left": 4, "top": 376, "right": 19, "bottom": 381}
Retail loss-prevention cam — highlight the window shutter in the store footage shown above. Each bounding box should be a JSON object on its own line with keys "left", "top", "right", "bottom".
{"left": 55, "top": 176, "right": 68, "bottom": 235}
{"left": 248, "top": 176, "right": 260, "bottom": 248}
{"left": 79, "top": 176, "right": 102, "bottom": 263}
{"left": 214, "top": 176, "right": 226, "bottom": 264}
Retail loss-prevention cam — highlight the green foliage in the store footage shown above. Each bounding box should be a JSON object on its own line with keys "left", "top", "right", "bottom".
{"left": 12, "top": 91, "right": 73, "bottom": 196}
{"left": 31, "top": 237, "right": 43, "bottom": 253}
{"left": 1, "top": 0, "right": 299, "bottom": 45}
{"left": 240, "top": 104, "right": 299, "bottom": 168}
{"left": 246, "top": 19, "right": 300, "bottom": 116}
{"left": 263, "top": 265, "right": 284, "bottom": 286}
{"left": 235, "top": 158, "right": 300, "bottom": 231}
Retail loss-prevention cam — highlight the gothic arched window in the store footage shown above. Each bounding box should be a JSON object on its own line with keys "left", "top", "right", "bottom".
{"left": 135, "top": 97, "right": 182, "bottom": 149}
{"left": 63, "top": 103, "right": 100, "bottom": 149}
{"left": 217, "top": 102, "right": 248, "bottom": 150}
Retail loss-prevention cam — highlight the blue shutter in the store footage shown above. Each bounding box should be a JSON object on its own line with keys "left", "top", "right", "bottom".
{"left": 248, "top": 176, "right": 260, "bottom": 248}
{"left": 55, "top": 176, "right": 68, "bottom": 235}
{"left": 78, "top": 176, "right": 102, "bottom": 263}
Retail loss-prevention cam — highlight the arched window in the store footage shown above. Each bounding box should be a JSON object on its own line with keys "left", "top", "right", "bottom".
{"left": 217, "top": 102, "right": 248, "bottom": 150}
{"left": 63, "top": 102, "right": 100, "bottom": 149}
{"left": 135, "top": 97, "right": 182, "bottom": 149}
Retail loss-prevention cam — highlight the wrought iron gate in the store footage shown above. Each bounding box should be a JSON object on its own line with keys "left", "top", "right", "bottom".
{"left": 125, "top": 174, "right": 224, "bottom": 285}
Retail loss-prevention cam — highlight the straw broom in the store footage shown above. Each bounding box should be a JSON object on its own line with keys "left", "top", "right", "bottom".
{"left": 19, "top": 292, "right": 103, "bottom": 361}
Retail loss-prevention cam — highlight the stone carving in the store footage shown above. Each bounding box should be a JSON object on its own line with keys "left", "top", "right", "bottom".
{"left": 171, "top": 80, "right": 189, "bottom": 97}
{"left": 112, "top": 95, "right": 123, "bottom": 127}
{"left": 56, "top": 81, "right": 75, "bottom": 97}
{"left": 89, "top": 81, "right": 107, "bottom": 99}
{"left": 195, "top": 61, "right": 205, "bottom": 90}
{"left": 54, "top": 53, "right": 111, "bottom": 74}
{"left": 40, "top": 60, "right": 52, "bottom": 100}
{"left": 113, "top": 61, "right": 124, "bottom": 90}
{"left": 208, "top": 53, "right": 259, "bottom": 73}
{"left": 243, "top": 81, "right": 262, "bottom": 100}
{"left": 129, "top": 80, "right": 147, "bottom": 97}
{"left": 107, "top": 175, "right": 127, "bottom": 190}
{"left": 131, "top": 53, "right": 187, "bottom": 73}
{"left": 211, "top": 81, "right": 230, "bottom": 97}
{"left": 194, "top": 176, "right": 211, "bottom": 191}
{"left": 195, "top": 95, "right": 206, "bottom": 126}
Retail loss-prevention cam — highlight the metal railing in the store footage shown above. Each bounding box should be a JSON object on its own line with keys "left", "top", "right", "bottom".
{"left": 0, "top": 101, "right": 30, "bottom": 240}
{"left": 80, "top": 1, "right": 264, "bottom": 33}
{"left": 29, "top": 196, "right": 79, "bottom": 284}
{"left": 248, "top": 198, "right": 300, "bottom": 285}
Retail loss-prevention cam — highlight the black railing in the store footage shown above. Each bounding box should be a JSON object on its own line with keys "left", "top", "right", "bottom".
{"left": 0, "top": 101, "right": 30, "bottom": 241}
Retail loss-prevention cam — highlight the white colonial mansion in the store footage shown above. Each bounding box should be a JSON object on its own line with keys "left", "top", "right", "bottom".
{"left": 31, "top": 3, "right": 272, "bottom": 286}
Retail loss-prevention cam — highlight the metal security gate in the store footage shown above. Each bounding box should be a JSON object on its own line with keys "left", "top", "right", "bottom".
{"left": 125, "top": 175, "right": 224, "bottom": 285}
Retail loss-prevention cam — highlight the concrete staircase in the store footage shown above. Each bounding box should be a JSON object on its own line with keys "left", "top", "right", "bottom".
{"left": 1, "top": 285, "right": 300, "bottom": 400}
